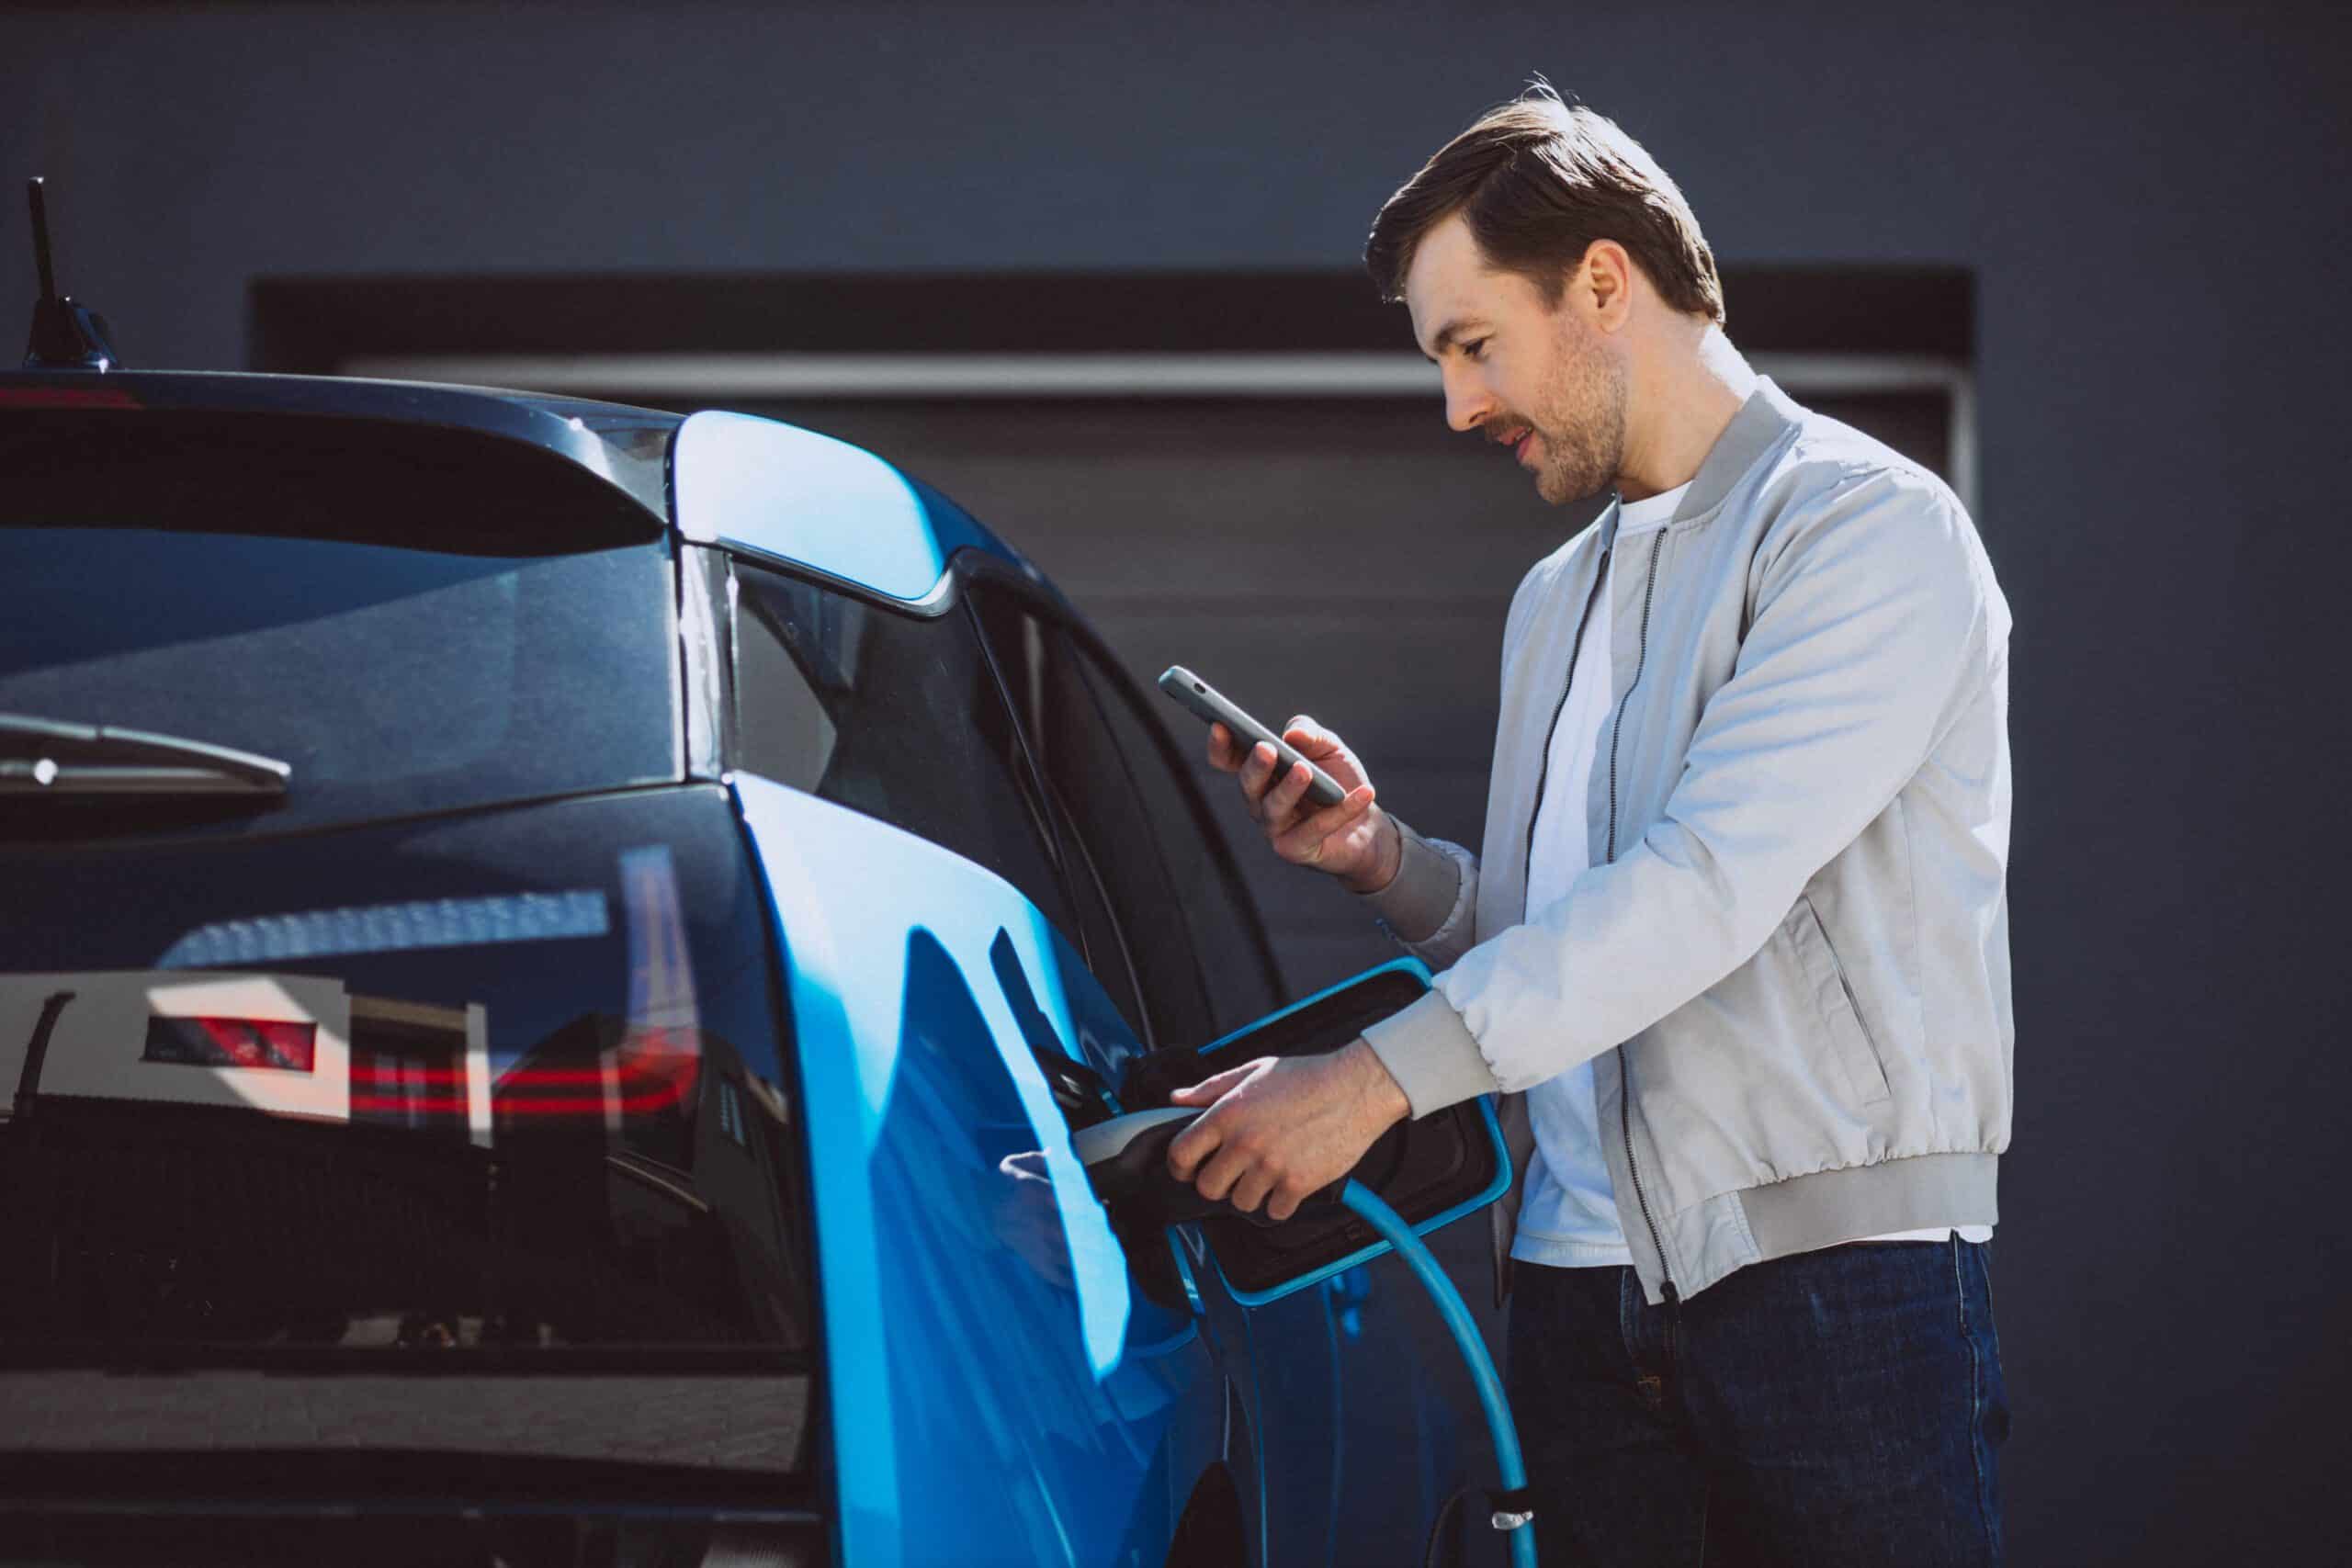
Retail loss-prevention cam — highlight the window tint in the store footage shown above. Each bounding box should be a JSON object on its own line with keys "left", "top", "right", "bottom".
{"left": 1, "top": 413, "right": 677, "bottom": 846}
{"left": 968, "top": 596, "right": 1153, "bottom": 1042}
{"left": 1042, "top": 790, "right": 1150, "bottom": 1044}
{"left": 972, "top": 581, "right": 1280, "bottom": 1047}
{"left": 1072, "top": 644, "right": 1284, "bottom": 1036}
{"left": 731, "top": 561, "right": 1073, "bottom": 942}
{"left": 971, "top": 588, "right": 1206, "bottom": 1045}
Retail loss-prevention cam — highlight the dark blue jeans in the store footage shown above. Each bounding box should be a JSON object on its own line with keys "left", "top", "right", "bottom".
{"left": 1506, "top": 1238, "right": 2007, "bottom": 1567}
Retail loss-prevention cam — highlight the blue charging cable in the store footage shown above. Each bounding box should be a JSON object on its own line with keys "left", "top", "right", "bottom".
{"left": 1339, "top": 1179, "right": 1537, "bottom": 1568}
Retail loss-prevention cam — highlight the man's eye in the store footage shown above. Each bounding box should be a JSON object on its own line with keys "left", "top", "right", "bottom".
{"left": 1462, "top": 339, "right": 1489, "bottom": 361}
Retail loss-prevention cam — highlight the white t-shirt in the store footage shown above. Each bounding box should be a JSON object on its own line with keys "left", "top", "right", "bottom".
{"left": 1508, "top": 485, "right": 1991, "bottom": 1269}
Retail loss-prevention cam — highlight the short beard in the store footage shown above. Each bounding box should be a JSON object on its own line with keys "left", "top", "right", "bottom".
{"left": 1527, "top": 314, "right": 1628, "bottom": 505}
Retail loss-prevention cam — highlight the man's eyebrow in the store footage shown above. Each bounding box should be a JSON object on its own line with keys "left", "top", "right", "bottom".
{"left": 1421, "top": 318, "right": 1487, "bottom": 362}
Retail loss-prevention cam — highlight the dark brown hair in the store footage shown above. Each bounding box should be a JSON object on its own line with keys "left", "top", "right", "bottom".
{"left": 1365, "top": 85, "right": 1724, "bottom": 324}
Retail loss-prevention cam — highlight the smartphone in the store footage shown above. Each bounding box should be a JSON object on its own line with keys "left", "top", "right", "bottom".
{"left": 1157, "top": 666, "right": 1348, "bottom": 809}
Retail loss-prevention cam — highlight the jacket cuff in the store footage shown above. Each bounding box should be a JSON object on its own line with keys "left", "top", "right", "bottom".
{"left": 1361, "top": 988, "right": 1501, "bottom": 1120}
{"left": 1358, "top": 818, "right": 1464, "bottom": 945}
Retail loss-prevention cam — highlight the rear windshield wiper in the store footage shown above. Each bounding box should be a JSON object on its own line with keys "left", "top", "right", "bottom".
{"left": 0, "top": 713, "right": 290, "bottom": 796}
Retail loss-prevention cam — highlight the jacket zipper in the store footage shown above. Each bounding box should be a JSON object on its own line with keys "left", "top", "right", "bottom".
{"left": 1608, "top": 529, "right": 1676, "bottom": 1301}
{"left": 1604, "top": 529, "right": 1668, "bottom": 864}
{"left": 1519, "top": 547, "right": 1611, "bottom": 896}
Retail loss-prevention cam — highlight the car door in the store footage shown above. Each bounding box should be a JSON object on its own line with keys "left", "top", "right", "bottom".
{"left": 1062, "top": 637, "right": 1449, "bottom": 1568}
{"left": 968, "top": 572, "right": 1521, "bottom": 1567}
{"left": 724, "top": 551, "right": 1233, "bottom": 1568}
{"left": 965, "top": 573, "right": 1354, "bottom": 1568}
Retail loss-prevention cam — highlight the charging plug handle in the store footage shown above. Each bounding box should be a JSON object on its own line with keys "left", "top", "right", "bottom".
{"left": 1076, "top": 1107, "right": 1341, "bottom": 1229}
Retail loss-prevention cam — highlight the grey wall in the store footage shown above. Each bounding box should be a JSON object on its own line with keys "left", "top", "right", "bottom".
{"left": 6, "top": 2, "right": 2350, "bottom": 1561}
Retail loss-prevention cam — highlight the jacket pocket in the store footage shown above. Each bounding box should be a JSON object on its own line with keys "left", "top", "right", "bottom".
{"left": 1788, "top": 896, "right": 1894, "bottom": 1108}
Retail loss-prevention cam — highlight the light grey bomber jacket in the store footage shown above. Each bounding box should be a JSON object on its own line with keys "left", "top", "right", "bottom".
{"left": 1358, "top": 378, "right": 2013, "bottom": 1306}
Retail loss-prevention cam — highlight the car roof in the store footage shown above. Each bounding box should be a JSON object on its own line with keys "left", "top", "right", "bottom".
{"left": 0, "top": 368, "right": 1045, "bottom": 603}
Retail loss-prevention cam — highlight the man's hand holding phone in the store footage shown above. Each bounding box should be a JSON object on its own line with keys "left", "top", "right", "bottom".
{"left": 1208, "top": 714, "right": 1399, "bottom": 895}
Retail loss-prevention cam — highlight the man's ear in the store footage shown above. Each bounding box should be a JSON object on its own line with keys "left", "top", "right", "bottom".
{"left": 1577, "top": 240, "right": 1636, "bottom": 333}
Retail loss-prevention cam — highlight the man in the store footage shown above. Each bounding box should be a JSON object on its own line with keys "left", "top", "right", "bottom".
{"left": 1164, "top": 85, "right": 2012, "bottom": 1565}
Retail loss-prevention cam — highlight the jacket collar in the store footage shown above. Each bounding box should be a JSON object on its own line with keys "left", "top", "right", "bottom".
{"left": 1676, "top": 375, "right": 1802, "bottom": 525}
{"left": 1600, "top": 376, "right": 1801, "bottom": 549}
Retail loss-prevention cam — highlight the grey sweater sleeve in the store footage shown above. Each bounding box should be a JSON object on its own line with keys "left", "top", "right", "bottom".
{"left": 1355, "top": 818, "right": 1501, "bottom": 1117}
{"left": 1358, "top": 817, "right": 1478, "bottom": 962}
{"left": 1361, "top": 988, "right": 1501, "bottom": 1118}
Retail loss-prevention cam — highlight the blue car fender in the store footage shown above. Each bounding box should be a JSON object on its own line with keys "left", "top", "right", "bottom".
{"left": 732, "top": 775, "right": 1223, "bottom": 1568}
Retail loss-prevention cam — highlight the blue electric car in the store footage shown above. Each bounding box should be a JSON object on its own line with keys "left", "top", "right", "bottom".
{"left": 0, "top": 353, "right": 1512, "bottom": 1566}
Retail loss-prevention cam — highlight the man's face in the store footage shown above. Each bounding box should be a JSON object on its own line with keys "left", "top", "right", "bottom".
{"left": 1403, "top": 212, "right": 1627, "bottom": 505}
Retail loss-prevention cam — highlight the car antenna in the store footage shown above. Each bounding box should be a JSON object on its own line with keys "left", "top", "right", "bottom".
{"left": 22, "top": 176, "right": 122, "bottom": 370}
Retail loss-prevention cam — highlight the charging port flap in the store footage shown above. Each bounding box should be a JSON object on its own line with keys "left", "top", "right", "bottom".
{"left": 1182, "top": 958, "right": 1510, "bottom": 1307}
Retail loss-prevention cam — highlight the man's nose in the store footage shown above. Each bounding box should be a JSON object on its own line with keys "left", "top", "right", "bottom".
{"left": 1442, "top": 366, "right": 1495, "bottom": 434}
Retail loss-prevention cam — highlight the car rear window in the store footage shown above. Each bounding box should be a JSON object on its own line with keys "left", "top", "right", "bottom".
{"left": 0, "top": 411, "right": 679, "bottom": 839}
